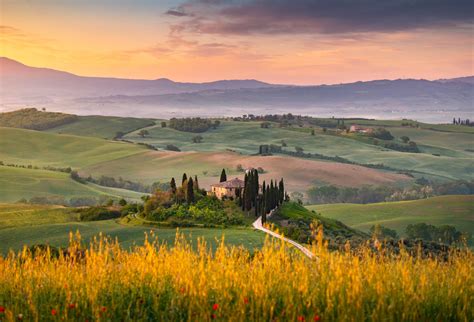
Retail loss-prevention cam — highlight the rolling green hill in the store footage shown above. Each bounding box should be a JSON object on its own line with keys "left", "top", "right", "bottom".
{"left": 269, "top": 202, "right": 369, "bottom": 247}
{"left": 0, "top": 108, "right": 78, "bottom": 130}
{"left": 0, "top": 203, "right": 264, "bottom": 254}
{"left": 307, "top": 195, "right": 474, "bottom": 236}
{"left": 0, "top": 127, "right": 146, "bottom": 169}
{"left": 0, "top": 166, "right": 144, "bottom": 203}
{"left": 125, "top": 120, "right": 474, "bottom": 180}
{"left": 45, "top": 115, "right": 156, "bottom": 139}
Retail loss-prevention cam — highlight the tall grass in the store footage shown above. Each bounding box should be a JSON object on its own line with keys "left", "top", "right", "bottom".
{"left": 0, "top": 230, "right": 472, "bottom": 321}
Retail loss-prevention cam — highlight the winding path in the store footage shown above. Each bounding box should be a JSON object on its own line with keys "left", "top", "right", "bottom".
{"left": 252, "top": 209, "right": 317, "bottom": 260}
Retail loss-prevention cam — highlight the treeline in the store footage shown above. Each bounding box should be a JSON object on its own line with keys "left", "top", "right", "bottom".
{"left": 405, "top": 223, "right": 470, "bottom": 245}
{"left": 19, "top": 195, "right": 114, "bottom": 207}
{"left": 306, "top": 179, "right": 474, "bottom": 204}
{"left": 0, "top": 161, "right": 73, "bottom": 173}
{"left": 0, "top": 108, "right": 78, "bottom": 130}
{"left": 370, "top": 223, "right": 470, "bottom": 245}
{"left": 168, "top": 118, "right": 220, "bottom": 133}
{"left": 381, "top": 141, "right": 419, "bottom": 153}
{"left": 452, "top": 117, "right": 472, "bottom": 126}
{"left": 71, "top": 172, "right": 169, "bottom": 193}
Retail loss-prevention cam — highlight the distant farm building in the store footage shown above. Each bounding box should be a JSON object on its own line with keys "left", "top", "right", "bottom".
{"left": 349, "top": 125, "right": 374, "bottom": 134}
{"left": 210, "top": 178, "right": 245, "bottom": 200}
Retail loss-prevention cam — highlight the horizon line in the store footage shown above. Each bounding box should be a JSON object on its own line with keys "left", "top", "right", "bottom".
{"left": 1, "top": 56, "right": 472, "bottom": 87}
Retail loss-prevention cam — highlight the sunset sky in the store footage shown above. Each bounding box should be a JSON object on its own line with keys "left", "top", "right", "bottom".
{"left": 1, "top": 0, "right": 473, "bottom": 84}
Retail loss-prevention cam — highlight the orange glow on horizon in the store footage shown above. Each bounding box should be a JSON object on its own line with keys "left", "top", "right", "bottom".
{"left": 1, "top": 1, "right": 472, "bottom": 84}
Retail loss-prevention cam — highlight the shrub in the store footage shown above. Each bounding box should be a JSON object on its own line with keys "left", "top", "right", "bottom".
{"left": 78, "top": 207, "right": 121, "bottom": 221}
{"left": 166, "top": 144, "right": 181, "bottom": 152}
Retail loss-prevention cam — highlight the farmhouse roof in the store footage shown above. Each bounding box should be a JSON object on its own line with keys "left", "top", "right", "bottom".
{"left": 211, "top": 178, "right": 245, "bottom": 188}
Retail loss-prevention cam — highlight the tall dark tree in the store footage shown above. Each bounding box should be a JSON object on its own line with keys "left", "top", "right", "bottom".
{"left": 182, "top": 173, "right": 188, "bottom": 186}
{"left": 186, "top": 178, "right": 195, "bottom": 203}
{"left": 265, "top": 184, "right": 271, "bottom": 213}
{"left": 170, "top": 177, "right": 177, "bottom": 194}
{"left": 278, "top": 178, "right": 285, "bottom": 205}
{"left": 194, "top": 175, "right": 200, "bottom": 191}
{"left": 220, "top": 169, "right": 227, "bottom": 182}
{"left": 242, "top": 173, "right": 248, "bottom": 211}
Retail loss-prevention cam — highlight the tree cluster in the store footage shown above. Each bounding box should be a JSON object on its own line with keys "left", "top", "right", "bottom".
{"left": 237, "top": 169, "right": 286, "bottom": 223}
{"left": 368, "top": 128, "right": 394, "bottom": 140}
{"left": 168, "top": 118, "right": 220, "bottom": 133}
{"left": 0, "top": 108, "right": 78, "bottom": 130}
{"left": 307, "top": 180, "right": 474, "bottom": 204}
{"left": 452, "top": 117, "right": 472, "bottom": 126}
{"left": 406, "top": 223, "right": 469, "bottom": 245}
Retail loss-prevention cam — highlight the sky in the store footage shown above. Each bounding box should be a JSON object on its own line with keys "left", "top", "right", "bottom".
{"left": 1, "top": 0, "right": 473, "bottom": 84}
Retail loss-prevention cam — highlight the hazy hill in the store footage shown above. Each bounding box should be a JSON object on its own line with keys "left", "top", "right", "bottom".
{"left": 437, "top": 76, "right": 474, "bottom": 85}
{"left": 0, "top": 57, "right": 274, "bottom": 98}
{"left": 1, "top": 57, "right": 473, "bottom": 122}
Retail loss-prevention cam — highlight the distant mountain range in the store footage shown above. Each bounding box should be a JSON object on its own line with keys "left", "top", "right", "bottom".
{"left": 1, "top": 57, "right": 472, "bottom": 122}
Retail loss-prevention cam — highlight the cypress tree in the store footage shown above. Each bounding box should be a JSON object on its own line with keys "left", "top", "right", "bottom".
{"left": 254, "top": 195, "right": 259, "bottom": 217}
{"left": 194, "top": 175, "right": 199, "bottom": 191}
{"left": 265, "top": 184, "right": 271, "bottom": 213}
{"left": 182, "top": 173, "right": 188, "bottom": 186}
{"left": 186, "top": 178, "right": 194, "bottom": 204}
{"left": 220, "top": 169, "right": 227, "bottom": 182}
{"left": 278, "top": 178, "right": 285, "bottom": 205}
{"left": 245, "top": 171, "right": 253, "bottom": 211}
{"left": 242, "top": 173, "right": 248, "bottom": 211}
{"left": 270, "top": 180, "right": 275, "bottom": 209}
{"left": 170, "top": 177, "right": 177, "bottom": 194}
{"left": 253, "top": 169, "right": 259, "bottom": 207}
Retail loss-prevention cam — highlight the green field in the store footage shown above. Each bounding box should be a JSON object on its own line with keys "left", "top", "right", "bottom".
{"left": 0, "top": 127, "right": 146, "bottom": 168}
{"left": 0, "top": 166, "right": 145, "bottom": 203}
{"left": 125, "top": 120, "right": 474, "bottom": 180}
{"left": 307, "top": 195, "right": 474, "bottom": 236}
{"left": 1, "top": 117, "right": 472, "bottom": 206}
{"left": 0, "top": 203, "right": 265, "bottom": 254}
{"left": 45, "top": 115, "right": 156, "bottom": 139}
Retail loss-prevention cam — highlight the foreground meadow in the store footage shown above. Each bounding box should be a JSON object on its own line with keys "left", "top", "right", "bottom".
{"left": 0, "top": 231, "right": 472, "bottom": 322}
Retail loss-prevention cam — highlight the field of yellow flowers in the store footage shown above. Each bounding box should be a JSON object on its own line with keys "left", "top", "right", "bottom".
{"left": 0, "top": 230, "right": 472, "bottom": 322}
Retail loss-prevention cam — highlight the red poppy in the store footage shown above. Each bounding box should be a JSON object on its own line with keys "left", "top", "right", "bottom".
{"left": 68, "top": 303, "right": 75, "bottom": 310}
{"left": 313, "top": 315, "right": 321, "bottom": 321}
{"left": 297, "top": 316, "right": 305, "bottom": 322}
{"left": 212, "top": 304, "right": 219, "bottom": 311}
{"left": 180, "top": 288, "right": 185, "bottom": 293}
{"left": 0, "top": 306, "right": 5, "bottom": 313}
{"left": 51, "top": 309, "right": 57, "bottom": 316}
{"left": 244, "top": 298, "right": 249, "bottom": 304}
{"left": 101, "top": 307, "right": 107, "bottom": 312}
{"left": 211, "top": 314, "right": 216, "bottom": 319}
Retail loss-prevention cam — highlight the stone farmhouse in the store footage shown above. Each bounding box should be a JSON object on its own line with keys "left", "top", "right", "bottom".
{"left": 349, "top": 125, "right": 374, "bottom": 134}
{"left": 209, "top": 178, "right": 245, "bottom": 200}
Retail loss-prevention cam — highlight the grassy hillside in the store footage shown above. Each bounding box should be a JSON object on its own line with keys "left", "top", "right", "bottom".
{"left": 269, "top": 202, "right": 369, "bottom": 247}
{"left": 126, "top": 120, "right": 473, "bottom": 180}
{"left": 0, "top": 127, "right": 146, "bottom": 168}
{"left": 0, "top": 166, "right": 144, "bottom": 203}
{"left": 81, "top": 150, "right": 408, "bottom": 191}
{"left": 0, "top": 203, "right": 264, "bottom": 254}
{"left": 0, "top": 203, "right": 78, "bottom": 228}
{"left": 307, "top": 195, "right": 474, "bottom": 236}
{"left": 46, "top": 115, "right": 155, "bottom": 139}
{"left": 0, "top": 108, "right": 78, "bottom": 130}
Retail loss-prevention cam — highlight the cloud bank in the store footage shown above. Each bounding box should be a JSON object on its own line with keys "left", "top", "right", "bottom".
{"left": 166, "top": 0, "right": 474, "bottom": 35}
